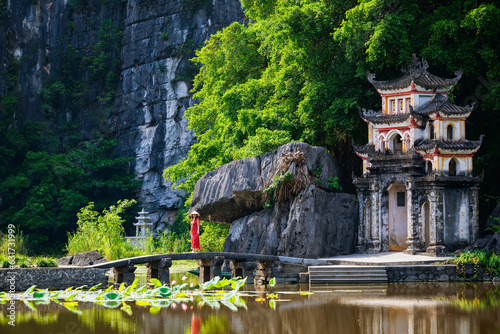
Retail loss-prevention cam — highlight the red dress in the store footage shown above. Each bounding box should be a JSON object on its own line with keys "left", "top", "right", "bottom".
{"left": 190, "top": 216, "right": 201, "bottom": 250}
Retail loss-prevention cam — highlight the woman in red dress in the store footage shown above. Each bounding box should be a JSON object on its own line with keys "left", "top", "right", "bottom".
{"left": 189, "top": 211, "right": 201, "bottom": 252}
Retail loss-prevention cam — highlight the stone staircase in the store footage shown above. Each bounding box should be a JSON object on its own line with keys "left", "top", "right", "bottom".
{"left": 308, "top": 265, "right": 388, "bottom": 284}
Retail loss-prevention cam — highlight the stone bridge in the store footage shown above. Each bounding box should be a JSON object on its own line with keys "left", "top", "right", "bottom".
{"left": 88, "top": 252, "right": 285, "bottom": 286}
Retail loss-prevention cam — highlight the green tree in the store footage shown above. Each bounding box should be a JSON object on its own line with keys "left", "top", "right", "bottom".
{"left": 164, "top": 0, "right": 363, "bottom": 200}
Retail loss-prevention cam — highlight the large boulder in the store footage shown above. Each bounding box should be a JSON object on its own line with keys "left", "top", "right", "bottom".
{"left": 70, "top": 251, "right": 107, "bottom": 266}
{"left": 278, "top": 186, "right": 357, "bottom": 258}
{"left": 473, "top": 233, "right": 500, "bottom": 254}
{"left": 487, "top": 202, "right": 500, "bottom": 228}
{"left": 223, "top": 185, "right": 357, "bottom": 258}
{"left": 190, "top": 142, "right": 346, "bottom": 223}
{"left": 224, "top": 202, "right": 291, "bottom": 255}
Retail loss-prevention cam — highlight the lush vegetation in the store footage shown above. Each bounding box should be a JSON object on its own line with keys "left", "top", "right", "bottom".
{"left": 454, "top": 249, "right": 500, "bottom": 277}
{"left": 0, "top": 138, "right": 139, "bottom": 256}
{"left": 67, "top": 200, "right": 139, "bottom": 260}
{"left": 164, "top": 0, "right": 500, "bottom": 226}
{"left": 66, "top": 199, "right": 227, "bottom": 261}
{"left": 0, "top": 232, "right": 58, "bottom": 268}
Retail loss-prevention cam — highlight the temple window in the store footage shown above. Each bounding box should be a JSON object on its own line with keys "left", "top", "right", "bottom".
{"left": 397, "top": 192, "right": 405, "bottom": 206}
{"left": 393, "top": 134, "right": 402, "bottom": 153}
{"left": 429, "top": 123, "right": 435, "bottom": 140}
{"left": 449, "top": 158, "right": 457, "bottom": 176}
{"left": 447, "top": 124, "right": 454, "bottom": 140}
{"left": 427, "top": 161, "right": 433, "bottom": 175}
{"left": 391, "top": 100, "right": 396, "bottom": 113}
{"left": 399, "top": 99, "right": 404, "bottom": 112}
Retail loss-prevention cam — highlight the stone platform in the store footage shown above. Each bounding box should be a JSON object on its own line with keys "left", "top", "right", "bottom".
{"left": 303, "top": 252, "right": 495, "bottom": 284}
{"left": 321, "top": 252, "right": 451, "bottom": 266}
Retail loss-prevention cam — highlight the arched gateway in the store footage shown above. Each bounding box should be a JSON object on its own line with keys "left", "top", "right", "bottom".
{"left": 388, "top": 182, "right": 407, "bottom": 251}
{"left": 353, "top": 55, "right": 483, "bottom": 256}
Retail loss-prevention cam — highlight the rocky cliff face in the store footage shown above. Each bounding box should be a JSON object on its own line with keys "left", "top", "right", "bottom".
{"left": 191, "top": 142, "right": 358, "bottom": 258}
{"left": 0, "top": 0, "right": 244, "bottom": 229}
{"left": 113, "top": 0, "right": 244, "bottom": 228}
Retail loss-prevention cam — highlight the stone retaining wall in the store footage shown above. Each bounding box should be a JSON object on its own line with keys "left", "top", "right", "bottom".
{"left": 0, "top": 268, "right": 109, "bottom": 291}
{"left": 386, "top": 264, "right": 492, "bottom": 282}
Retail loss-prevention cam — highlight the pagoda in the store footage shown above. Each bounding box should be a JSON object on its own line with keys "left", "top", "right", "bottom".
{"left": 353, "top": 55, "right": 483, "bottom": 256}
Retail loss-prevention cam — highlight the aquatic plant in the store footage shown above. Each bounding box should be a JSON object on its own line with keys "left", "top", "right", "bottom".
{"left": 0, "top": 276, "right": 288, "bottom": 317}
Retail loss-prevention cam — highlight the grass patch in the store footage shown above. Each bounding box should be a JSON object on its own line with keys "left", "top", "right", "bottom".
{"left": 0, "top": 255, "right": 58, "bottom": 268}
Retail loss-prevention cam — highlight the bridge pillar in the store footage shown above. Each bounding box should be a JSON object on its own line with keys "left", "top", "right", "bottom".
{"left": 146, "top": 258, "right": 172, "bottom": 285}
{"left": 254, "top": 260, "right": 273, "bottom": 286}
{"left": 198, "top": 256, "right": 225, "bottom": 283}
{"left": 230, "top": 261, "right": 256, "bottom": 281}
{"left": 113, "top": 264, "right": 136, "bottom": 285}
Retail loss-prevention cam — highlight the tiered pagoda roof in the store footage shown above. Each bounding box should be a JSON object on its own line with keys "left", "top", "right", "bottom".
{"left": 359, "top": 109, "right": 410, "bottom": 125}
{"left": 414, "top": 137, "right": 483, "bottom": 155}
{"left": 360, "top": 93, "right": 474, "bottom": 126}
{"left": 413, "top": 93, "right": 473, "bottom": 117}
{"left": 367, "top": 55, "right": 462, "bottom": 92}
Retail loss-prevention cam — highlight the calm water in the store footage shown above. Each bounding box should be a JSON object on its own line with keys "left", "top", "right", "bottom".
{"left": 1, "top": 280, "right": 500, "bottom": 334}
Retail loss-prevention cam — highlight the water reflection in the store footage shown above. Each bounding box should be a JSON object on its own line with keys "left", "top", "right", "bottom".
{"left": 1, "top": 283, "right": 500, "bottom": 334}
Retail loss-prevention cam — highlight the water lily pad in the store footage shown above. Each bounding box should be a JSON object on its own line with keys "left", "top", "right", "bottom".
{"left": 33, "top": 291, "right": 50, "bottom": 299}
{"left": 155, "top": 287, "right": 172, "bottom": 298}
{"left": 104, "top": 292, "right": 122, "bottom": 301}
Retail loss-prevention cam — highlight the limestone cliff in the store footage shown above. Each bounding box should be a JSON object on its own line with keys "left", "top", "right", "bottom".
{"left": 0, "top": 0, "right": 244, "bottom": 229}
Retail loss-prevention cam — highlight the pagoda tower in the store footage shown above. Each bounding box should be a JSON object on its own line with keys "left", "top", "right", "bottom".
{"left": 353, "top": 55, "right": 483, "bottom": 256}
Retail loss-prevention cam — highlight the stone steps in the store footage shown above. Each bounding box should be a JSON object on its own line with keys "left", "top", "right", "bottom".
{"left": 309, "top": 283, "right": 388, "bottom": 292}
{"left": 308, "top": 265, "right": 388, "bottom": 284}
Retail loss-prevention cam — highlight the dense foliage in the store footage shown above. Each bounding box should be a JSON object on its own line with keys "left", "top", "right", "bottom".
{"left": 455, "top": 249, "right": 500, "bottom": 277}
{"left": 0, "top": 139, "right": 140, "bottom": 255}
{"left": 165, "top": 0, "right": 500, "bottom": 226}
{"left": 66, "top": 198, "right": 226, "bottom": 260}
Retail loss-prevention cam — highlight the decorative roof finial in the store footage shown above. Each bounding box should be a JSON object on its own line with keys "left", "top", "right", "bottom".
{"left": 366, "top": 71, "right": 376, "bottom": 83}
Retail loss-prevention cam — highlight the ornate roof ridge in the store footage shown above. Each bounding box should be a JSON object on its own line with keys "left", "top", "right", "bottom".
{"left": 415, "top": 136, "right": 484, "bottom": 151}
{"left": 367, "top": 54, "right": 462, "bottom": 91}
{"left": 414, "top": 93, "right": 475, "bottom": 116}
{"left": 352, "top": 140, "right": 375, "bottom": 155}
{"left": 358, "top": 107, "right": 410, "bottom": 124}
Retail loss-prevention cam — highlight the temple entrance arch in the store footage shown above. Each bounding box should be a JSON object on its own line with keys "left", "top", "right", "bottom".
{"left": 393, "top": 134, "right": 403, "bottom": 154}
{"left": 448, "top": 158, "right": 458, "bottom": 176}
{"left": 388, "top": 182, "right": 407, "bottom": 251}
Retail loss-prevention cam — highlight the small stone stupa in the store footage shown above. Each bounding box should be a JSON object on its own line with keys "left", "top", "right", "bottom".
{"left": 125, "top": 208, "right": 152, "bottom": 248}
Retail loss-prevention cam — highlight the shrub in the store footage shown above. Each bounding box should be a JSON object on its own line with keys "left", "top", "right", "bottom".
{"left": 199, "top": 222, "right": 229, "bottom": 252}
{"left": 455, "top": 249, "right": 500, "bottom": 277}
{"left": 160, "top": 32, "right": 169, "bottom": 40}
{"left": 67, "top": 199, "right": 137, "bottom": 260}
{"left": 34, "top": 257, "right": 58, "bottom": 267}
{"left": 0, "top": 256, "right": 9, "bottom": 268}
